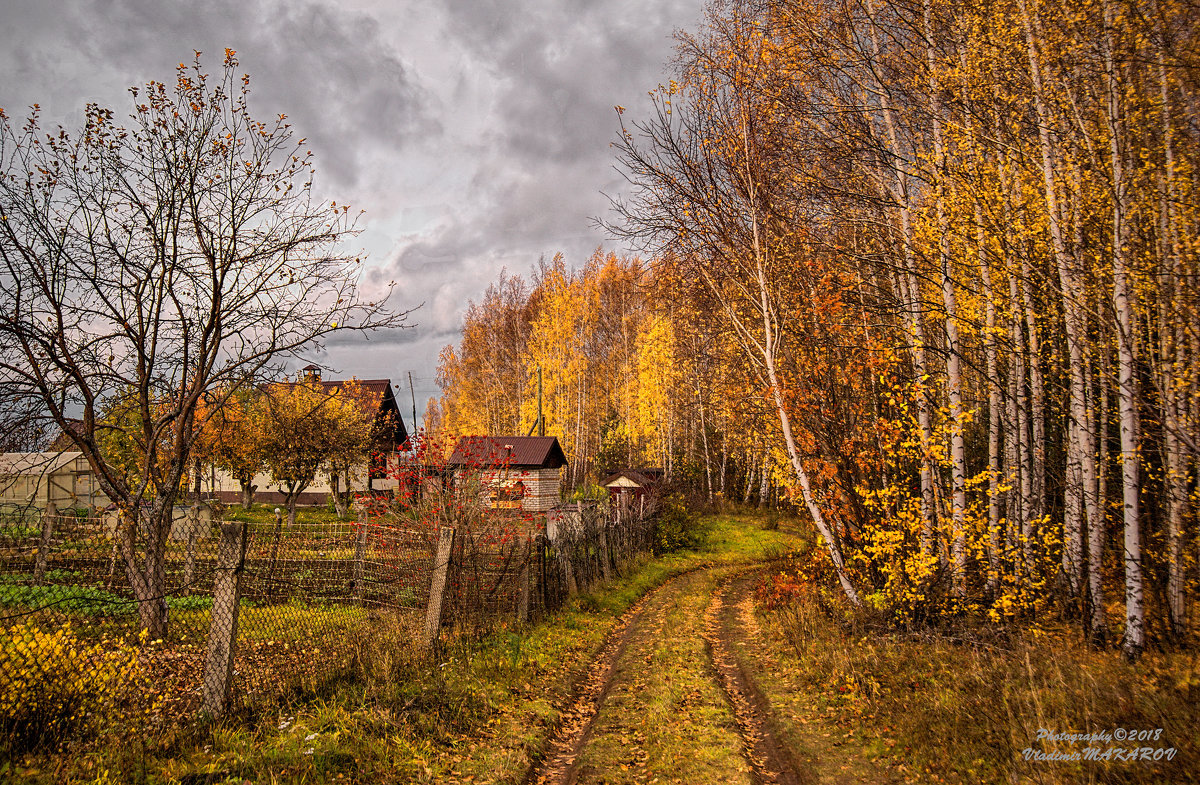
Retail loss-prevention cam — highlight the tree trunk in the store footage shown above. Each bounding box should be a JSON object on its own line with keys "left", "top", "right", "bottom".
{"left": 696, "top": 372, "right": 713, "bottom": 504}
{"left": 1103, "top": 0, "right": 1144, "bottom": 660}
{"left": 240, "top": 479, "right": 255, "bottom": 510}
{"left": 329, "top": 471, "right": 349, "bottom": 519}
{"left": 1152, "top": 0, "right": 1187, "bottom": 638}
{"left": 719, "top": 428, "right": 728, "bottom": 502}
{"left": 925, "top": 0, "right": 966, "bottom": 598}
{"left": 1090, "top": 343, "right": 1110, "bottom": 644}
{"left": 1006, "top": 311, "right": 1023, "bottom": 578}
{"left": 759, "top": 452, "right": 770, "bottom": 509}
{"left": 1009, "top": 270, "right": 1035, "bottom": 579}
{"left": 749, "top": 199, "right": 859, "bottom": 606}
{"left": 116, "top": 503, "right": 169, "bottom": 639}
{"left": 866, "top": 0, "right": 936, "bottom": 553}
{"left": 975, "top": 201, "right": 1002, "bottom": 595}
{"left": 1021, "top": 0, "right": 1088, "bottom": 601}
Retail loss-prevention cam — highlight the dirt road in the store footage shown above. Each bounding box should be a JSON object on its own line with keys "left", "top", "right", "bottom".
{"left": 524, "top": 564, "right": 803, "bottom": 785}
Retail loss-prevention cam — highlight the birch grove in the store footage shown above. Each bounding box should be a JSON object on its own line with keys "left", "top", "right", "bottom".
{"left": 601, "top": 0, "right": 1200, "bottom": 655}
{"left": 433, "top": 0, "right": 1199, "bottom": 655}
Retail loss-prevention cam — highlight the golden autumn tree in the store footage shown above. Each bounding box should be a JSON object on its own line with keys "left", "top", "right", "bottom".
{"left": 593, "top": 0, "right": 1200, "bottom": 652}
{"left": 259, "top": 378, "right": 374, "bottom": 527}
{"left": 194, "top": 388, "right": 266, "bottom": 510}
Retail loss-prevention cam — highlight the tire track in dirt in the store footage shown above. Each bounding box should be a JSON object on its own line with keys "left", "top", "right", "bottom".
{"left": 526, "top": 562, "right": 804, "bottom": 785}
{"left": 704, "top": 569, "right": 805, "bottom": 785}
{"left": 523, "top": 568, "right": 704, "bottom": 785}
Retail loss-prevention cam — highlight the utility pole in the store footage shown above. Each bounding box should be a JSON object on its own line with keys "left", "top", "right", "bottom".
{"left": 526, "top": 365, "right": 546, "bottom": 437}
{"left": 408, "top": 371, "right": 417, "bottom": 431}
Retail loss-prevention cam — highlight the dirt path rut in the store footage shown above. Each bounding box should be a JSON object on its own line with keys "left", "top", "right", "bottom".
{"left": 524, "top": 564, "right": 802, "bottom": 785}
{"left": 704, "top": 570, "right": 804, "bottom": 785}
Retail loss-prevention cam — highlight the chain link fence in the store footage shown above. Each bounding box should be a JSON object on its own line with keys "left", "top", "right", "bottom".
{"left": 0, "top": 490, "right": 660, "bottom": 754}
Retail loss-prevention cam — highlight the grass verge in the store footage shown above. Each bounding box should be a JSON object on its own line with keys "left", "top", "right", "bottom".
{"left": 746, "top": 554, "right": 1200, "bottom": 784}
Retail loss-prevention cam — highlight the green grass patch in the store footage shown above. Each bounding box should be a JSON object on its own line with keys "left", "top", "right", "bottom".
{"left": 0, "top": 583, "right": 135, "bottom": 617}
{"left": 0, "top": 523, "right": 40, "bottom": 540}
{"left": 222, "top": 504, "right": 352, "bottom": 528}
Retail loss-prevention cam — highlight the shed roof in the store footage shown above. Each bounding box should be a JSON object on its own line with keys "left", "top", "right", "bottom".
{"left": 0, "top": 451, "right": 86, "bottom": 476}
{"left": 601, "top": 469, "right": 660, "bottom": 488}
{"left": 447, "top": 436, "right": 568, "bottom": 469}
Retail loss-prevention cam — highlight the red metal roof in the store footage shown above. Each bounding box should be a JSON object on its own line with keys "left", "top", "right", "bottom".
{"left": 447, "top": 436, "right": 568, "bottom": 469}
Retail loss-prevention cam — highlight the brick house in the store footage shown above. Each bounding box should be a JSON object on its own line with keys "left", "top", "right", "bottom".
{"left": 446, "top": 436, "right": 567, "bottom": 513}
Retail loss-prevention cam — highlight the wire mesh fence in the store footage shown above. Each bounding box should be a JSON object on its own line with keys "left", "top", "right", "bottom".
{"left": 0, "top": 489, "right": 661, "bottom": 754}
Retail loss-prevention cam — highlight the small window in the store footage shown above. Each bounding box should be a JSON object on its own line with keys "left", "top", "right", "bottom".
{"left": 492, "top": 480, "right": 525, "bottom": 508}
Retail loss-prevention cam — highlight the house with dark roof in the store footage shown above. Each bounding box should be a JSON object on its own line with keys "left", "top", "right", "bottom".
{"left": 296, "top": 367, "right": 409, "bottom": 452}
{"left": 48, "top": 419, "right": 87, "bottom": 452}
{"left": 446, "top": 436, "right": 567, "bottom": 513}
{"left": 207, "top": 370, "right": 409, "bottom": 505}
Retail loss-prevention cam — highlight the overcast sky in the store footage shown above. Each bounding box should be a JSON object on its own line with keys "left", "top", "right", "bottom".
{"left": 0, "top": 0, "right": 703, "bottom": 427}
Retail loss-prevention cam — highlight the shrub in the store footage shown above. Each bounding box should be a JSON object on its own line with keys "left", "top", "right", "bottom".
{"left": 0, "top": 623, "right": 143, "bottom": 753}
{"left": 652, "top": 495, "right": 704, "bottom": 554}
{"left": 566, "top": 483, "right": 608, "bottom": 503}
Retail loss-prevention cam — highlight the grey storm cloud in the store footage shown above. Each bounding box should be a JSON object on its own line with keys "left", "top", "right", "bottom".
{"left": 0, "top": 0, "right": 704, "bottom": 423}
{"left": 8, "top": 0, "right": 436, "bottom": 190}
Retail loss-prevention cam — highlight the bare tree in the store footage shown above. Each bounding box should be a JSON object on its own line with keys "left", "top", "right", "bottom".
{"left": 0, "top": 51, "right": 410, "bottom": 636}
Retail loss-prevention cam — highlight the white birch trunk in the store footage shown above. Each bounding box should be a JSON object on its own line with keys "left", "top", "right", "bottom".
{"left": 1021, "top": 0, "right": 1089, "bottom": 598}
{"left": 1103, "top": 0, "right": 1144, "bottom": 659}
{"left": 925, "top": 0, "right": 966, "bottom": 598}
{"left": 1152, "top": 0, "right": 1187, "bottom": 637}
{"left": 1090, "top": 342, "right": 1110, "bottom": 643}
{"left": 760, "top": 452, "right": 770, "bottom": 509}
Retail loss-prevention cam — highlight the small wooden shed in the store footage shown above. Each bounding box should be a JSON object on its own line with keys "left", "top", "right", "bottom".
{"left": 601, "top": 468, "right": 663, "bottom": 499}
{"left": 447, "top": 436, "right": 568, "bottom": 513}
{"left": 602, "top": 468, "right": 662, "bottom": 519}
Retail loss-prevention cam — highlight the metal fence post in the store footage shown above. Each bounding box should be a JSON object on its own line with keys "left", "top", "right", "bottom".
{"left": 32, "top": 501, "right": 57, "bottom": 585}
{"left": 201, "top": 520, "right": 248, "bottom": 718}
{"left": 183, "top": 505, "right": 199, "bottom": 595}
{"left": 422, "top": 525, "right": 456, "bottom": 651}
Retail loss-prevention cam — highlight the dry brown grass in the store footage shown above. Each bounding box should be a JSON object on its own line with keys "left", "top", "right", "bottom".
{"left": 757, "top": 593, "right": 1200, "bottom": 784}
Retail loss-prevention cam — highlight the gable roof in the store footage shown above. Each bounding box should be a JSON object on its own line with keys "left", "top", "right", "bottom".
{"left": 447, "top": 436, "right": 568, "bottom": 469}
{"left": 0, "top": 451, "right": 87, "bottom": 476}
{"left": 273, "top": 377, "right": 409, "bottom": 448}
{"left": 601, "top": 471, "right": 650, "bottom": 488}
